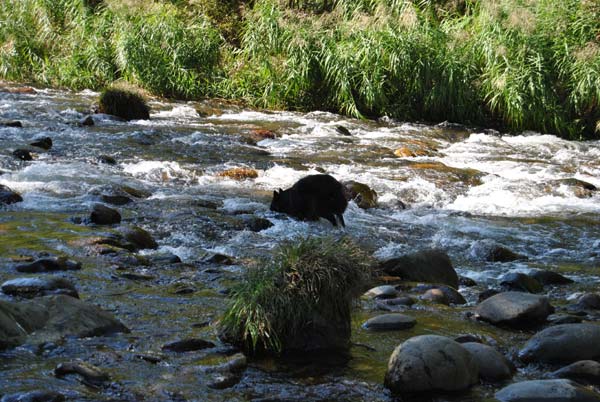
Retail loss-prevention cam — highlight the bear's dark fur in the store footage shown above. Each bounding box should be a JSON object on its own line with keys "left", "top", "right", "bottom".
{"left": 270, "top": 174, "right": 347, "bottom": 227}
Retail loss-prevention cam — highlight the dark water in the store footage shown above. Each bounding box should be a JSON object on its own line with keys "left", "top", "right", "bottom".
{"left": 1, "top": 87, "right": 600, "bottom": 401}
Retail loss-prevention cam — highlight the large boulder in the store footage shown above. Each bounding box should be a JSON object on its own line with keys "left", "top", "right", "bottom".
{"left": 519, "top": 324, "right": 600, "bottom": 364}
{"left": 495, "top": 379, "right": 600, "bottom": 402}
{"left": 384, "top": 335, "right": 479, "bottom": 394}
{"left": 0, "top": 295, "right": 129, "bottom": 350}
{"left": 0, "top": 184, "right": 22, "bottom": 205}
{"left": 461, "top": 342, "right": 515, "bottom": 382}
{"left": 549, "top": 360, "right": 600, "bottom": 385}
{"left": 379, "top": 249, "right": 459, "bottom": 289}
{"left": 476, "top": 292, "right": 553, "bottom": 327}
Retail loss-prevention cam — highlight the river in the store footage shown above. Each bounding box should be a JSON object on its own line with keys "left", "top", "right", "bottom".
{"left": 1, "top": 86, "right": 599, "bottom": 401}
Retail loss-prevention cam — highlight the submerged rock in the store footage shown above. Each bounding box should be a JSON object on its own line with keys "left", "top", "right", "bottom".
{"left": 0, "top": 185, "right": 23, "bottom": 205}
{"left": 384, "top": 335, "right": 478, "bottom": 394}
{"left": 119, "top": 226, "right": 158, "bottom": 250}
{"left": 1, "top": 277, "right": 79, "bottom": 298}
{"left": 379, "top": 249, "right": 459, "bottom": 289}
{"left": 335, "top": 125, "right": 352, "bottom": 136}
{"left": 80, "top": 115, "right": 95, "bottom": 126}
{"left": 461, "top": 342, "right": 514, "bottom": 382}
{"left": 1, "top": 120, "right": 23, "bottom": 128}
{"left": 476, "top": 292, "right": 553, "bottom": 327}
{"left": 362, "top": 314, "right": 416, "bottom": 331}
{"left": 0, "top": 391, "right": 65, "bottom": 402}
{"left": 162, "top": 338, "right": 216, "bottom": 352}
{"left": 15, "top": 257, "right": 81, "bottom": 273}
{"left": 549, "top": 360, "right": 600, "bottom": 385}
{"left": 500, "top": 272, "right": 543, "bottom": 293}
{"left": 495, "top": 379, "right": 600, "bottom": 402}
{"left": 519, "top": 324, "right": 600, "bottom": 364}
{"left": 54, "top": 361, "right": 110, "bottom": 385}
{"left": 98, "top": 155, "right": 116, "bottom": 165}
{"left": 342, "top": 180, "right": 378, "bottom": 209}
{"left": 30, "top": 136, "right": 52, "bottom": 150}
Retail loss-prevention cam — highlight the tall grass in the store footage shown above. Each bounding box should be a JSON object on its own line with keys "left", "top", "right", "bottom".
{"left": 0, "top": 0, "right": 598, "bottom": 138}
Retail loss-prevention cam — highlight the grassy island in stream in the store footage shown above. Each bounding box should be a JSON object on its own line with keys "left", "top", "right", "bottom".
{"left": 1, "top": 0, "right": 599, "bottom": 139}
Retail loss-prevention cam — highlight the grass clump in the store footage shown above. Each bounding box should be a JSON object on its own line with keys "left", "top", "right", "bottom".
{"left": 218, "top": 236, "right": 374, "bottom": 355}
{"left": 98, "top": 84, "right": 150, "bottom": 120}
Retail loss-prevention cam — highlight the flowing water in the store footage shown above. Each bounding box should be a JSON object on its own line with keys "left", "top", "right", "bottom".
{"left": 1, "top": 87, "right": 600, "bottom": 401}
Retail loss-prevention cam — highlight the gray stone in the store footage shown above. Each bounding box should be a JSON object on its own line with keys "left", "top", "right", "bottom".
{"left": 419, "top": 285, "right": 466, "bottom": 305}
{"left": 379, "top": 249, "right": 458, "bottom": 288}
{"left": 548, "top": 314, "right": 583, "bottom": 325}
{"left": 530, "top": 270, "right": 574, "bottom": 285}
{"left": 0, "top": 184, "right": 22, "bottom": 205}
{"left": 15, "top": 257, "right": 81, "bottom": 273}
{"left": 362, "top": 314, "right": 416, "bottom": 331}
{"left": 0, "top": 391, "right": 65, "bottom": 402}
{"left": 519, "top": 324, "right": 600, "bottom": 364}
{"left": 90, "top": 204, "right": 121, "bottom": 225}
{"left": 1, "top": 277, "right": 78, "bottom": 298}
{"left": 500, "top": 272, "right": 543, "bottom": 293}
{"left": 476, "top": 292, "right": 553, "bottom": 327}
{"left": 549, "top": 360, "right": 600, "bottom": 385}
{"left": 162, "top": 338, "right": 215, "bottom": 352}
{"left": 575, "top": 294, "right": 600, "bottom": 310}
{"left": 462, "top": 342, "right": 514, "bottom": 381}
{"left": 120, "top": 226, "right": 158, "bottom": 250}
{"left": 495, "top": 379, "right": 600, "bottom": 402}
{"left": 384, "top": 335, "right": 479, "bottom": 394}
{"left": 54, "top": 361, "right": 110, "bottom": 385}
{"left": 30, "top": 137, "right": 52, "bottom": 150}
{"left": 363, "top": 285, "right": 398, "bottom": 300}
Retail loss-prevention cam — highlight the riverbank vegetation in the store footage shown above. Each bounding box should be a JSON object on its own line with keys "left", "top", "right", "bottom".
{"left": 1, "top": 0, "right": 598, "bottom": 138}
{"left": 218, "top": 236, "right": 373, "bottom": 355}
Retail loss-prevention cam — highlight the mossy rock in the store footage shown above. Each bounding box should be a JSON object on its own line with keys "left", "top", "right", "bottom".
{"left": 98, "top": 87, "right": 150, "bottom": 121}
{"left": 343, "top": 181, "right": 378, "bottom": 209}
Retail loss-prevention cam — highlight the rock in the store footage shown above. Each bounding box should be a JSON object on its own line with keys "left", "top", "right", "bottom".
{"left": 334, "top": 125, "right": 351, "bottom": 136}
{"left": 548, "top": 314, "right": 583, "bottom": 325}
{"left": 54, "top": 361, "right": 110, "bottom": 385}
{"left": 556, "top": 178, "right": 598, "bottom": 198}
{"left": 549, "top": 360, "right": 600, "bottom": 385}
{"left": 30, "top": 137, "right": 52, "bottom": 150}
{"left": 418, "top": 285, "right": 466, "bottom": 305}
{"left": 98, "top": 87, "right": 150, "bottom": 121}
{"left": 487, "top": 245, "right": 528, "bottom": 262}
{"left": 500, "top": 272, "right": 543, "bottom": 293}
{"left": 0, "top": 184, "right": 23, "bottom": 205}
{"left": 207, "top": 372, "right": 242, "bottom": 389}
{"left": 162, "top": 338, "right": 216, "bottom": 352}
{"left": 362, "top": 314, "right": 416, "bottom": 331}
{"left": 454, "top": 334, "right": 487, "bottom": 344}
{"left": 478, "top": 288, "right": 500, "bottom": 302}
{"left": 202, "top": 253, "right": 235, "bottom": 265}
{"left": 530, "top": 270, "right": 574, "bottom": 285}
{"left": 243, "top": 129, "right": 277, "bottom": 144}
{"left": 12, "top": 149, "right": 33, "bottom": 161}
{"left": 519, "top": 324, "right": 600, "bottom": 364}
{"left": 384, "top": 335, "right": 479, "bottom": 394}
{"left": 379, "top": 249, "right": 459, "bottom": 289}
{"left": 462, "top": 342, "right": 514, "bottom": 381}
{"left": 0, "top": 295, "right": 129, "bottom": 350}
{"left": 0, "top": 391, "right": 65, "bottom": 402}
{"left": 15, "top": 257, "right": 81, "bottom": 273}
{"left": 1, "top": 120, "right": 23, "bottom": 128}
{"left": 574, "top": 293, "right": 600, "bottom": 310}
{"left": 119, "top": 226, "right": 158, "bottom": 250}
{"left": 363, "top": 285, "right": 398, "bottom": 300}
{"left": 241, "top": 216, "right": 273, "bottom": 232}
{"left": 476, "top": 292, "right": 554, "bottom": 327}
{"left": 1, "top": 277, "right": 79, "bottom": 298}
{"left": 342, "top": 180, "right": 378, "bottom": 209}
{"left": 421, "top": 288, "right": 449, "bottom": 305}
{"left": 100, "top": 194, "right": 132, "bottom": 205}
{"left": 495, "top": 379, "right": 600, "bottom": 402}
{"left": 119, "top": 272, "right": 155, "bottom": 281}
{"left": 217, "top": 167, "right": 258, "bottom": 180}
{"left": 80, "top": 115, "right": 95, "bottom": 126}
{"left": 98, "top": 155, "right": 116, "bottom": 165}
{"left": 460, "top": 276, "right": 477, "bottom": 287}
{"left": 90, "top": 204, "right": 121, "bottom": 225}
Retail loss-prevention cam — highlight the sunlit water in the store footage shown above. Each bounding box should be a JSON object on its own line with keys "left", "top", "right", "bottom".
{"left": 1, "top": 87, "right": 599, "bottom": 401}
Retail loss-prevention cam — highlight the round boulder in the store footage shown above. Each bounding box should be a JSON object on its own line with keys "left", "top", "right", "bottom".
{"left": 461, "top": 342, "right": 514, "bottom": 382}
{"left": 519, "top": 324, "right": 600, "bottom": 364}
{"left": 495, "top": 379, "right": 600, "bottom": 402}
{"left": 476, "top": 292, "right": 554, "bottom": 327}
{"left": 384, "top": 335, "right": 479, "bottom": 394}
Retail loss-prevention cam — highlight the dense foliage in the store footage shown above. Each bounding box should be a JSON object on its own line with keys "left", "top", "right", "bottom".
{"left": 1, "top": 0, "right": 599, "bottom": 138}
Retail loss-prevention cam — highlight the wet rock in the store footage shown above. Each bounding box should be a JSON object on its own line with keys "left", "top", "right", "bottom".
{"left": 207, "top": 372, "right": 242, "bottom": 389}
{"left": 384, "top": 335, "right": 479, "bottom": 394}
{"left": 549, "top": 360, "right": 600, "bottom": 385}
{"left": 478, "top": 288, "right": 500, "bottom": 302}
{"left": 555, "top": 178, "right": 598, "bottom": 199}
{"left": 30, "top": 137, "right": 52, "bottom": 150}
{"left": 1, "top": 120, "right": 23, "bottom": 128}
{"left": 335, "top": 125, "right": 352, "bottom": 136}
{"left": 417, "top": 284, "right": 466, "bottom": 305}
{"left": 530, "top": 270, "right": 574, "bottom": 285}
{"left": 119, "top": 272, "right": 155, "bottom": 281}
{"left": 376, "top": 296, "right": 416, "bottom": 312}
{"left": 420, "top": 288, "right": 448, "bottom": 305}
{"left": 217, "top": 167, "right": 258, "bottom": 180}
{"left": 363, "top": 285, "right": 398, "bottom": 300}
{"left": 573, "top": 293, "right": 600, "bottom": 310}
{"left": 162, "top": 338, "right": 215, "bottom": 352}
{"left": 202, "top": 253, "right": 235, "bottom": 265}
{"left": 495, "top": 379, "right": 600, "bottom": 402}
{"left": 243, "top": 129, "right": 278, "bottom": 144}
{"left": 470, "top": 240, "right": 527, "bottom": 262}
{"left": 519, "top": 324, "right": 600, "bottom": 364}
{"left": 379, "top": 249, "right": 459, "bottom": 289}
{"left": 476, "top": 292, "right": 554, "bottom": 327}
{"left": 120, "top": 226, "right": 158, "bottom": 250}
{"left": 0, "top": 391, "right": 65, "bottom": 402}
{"left": 98, "top": 87, "right": 150, "bottom": 121}
{"left": 454, "top": 334, "right": 487, "bottom": 344}
{"left": 15, "top": 257, "right": 81, "bottom": 273}
{"left": 90, "top": 204, "right": 121, "bottom": 225}
{"left": 241, "top": 215, "right": 273, "bottom": 232}
{"left": 459, "top": 276, "right": 477, "bottom": 287}
{"left": 0, "top": 184, "right": 23, "bottom": 205}
{"left": 462, "top": 342, "right": 514, "bottom": 381}
{"left": 98, "top": 155, "right": 116, "bottom": 165}
{"left": 362, "top": 314, "right": 416, "bottom": 331}
{"left": 1, "top": 277, "right": 79, "bottom": 299}
{"left": 100, "top": 194, "right": 132, "bottom": 205}
{"left": 54, "top": 361, "right": 110, "bottom": 385}
{"left": 342, "top": 180, "right": 378, "bottom": 209}
{"left": 80, "top": 115, "right": 94, "bottom": 126}
{"left": 149, "top": 253, "right": 181, "bottom": 265}
{"left": 12, "top": 149, "right": 33, "bottom": 161}
{"left": 120, "top": 185, "right": 151, "bottom": 199}
{"left": 500, "top": 272, "right": 543, "bottom": 293}
{"left": 548, "top": 314, "right": 583, "bottom": 325}
{"left": 0, "top": 295, "right": 129, "bottom": 350}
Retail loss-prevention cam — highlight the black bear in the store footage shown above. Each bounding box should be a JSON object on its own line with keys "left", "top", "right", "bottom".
{"left": 270, "top": 174, "right": 348, "bottom": 227}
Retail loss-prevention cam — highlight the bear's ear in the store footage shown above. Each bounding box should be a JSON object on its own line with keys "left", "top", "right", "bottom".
{"left": 273, "top": 190, "right": 279, "bottom": 199}
{"left": 278, "top": 188, "right": 283, "bottom": 193}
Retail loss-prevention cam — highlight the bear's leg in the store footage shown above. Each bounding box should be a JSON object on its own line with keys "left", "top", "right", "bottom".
{"left": 336, "top": 214, "right": 345, "bottom": 227}
{"left": 323, "top": 213, "right": 338, "bottom": 227}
